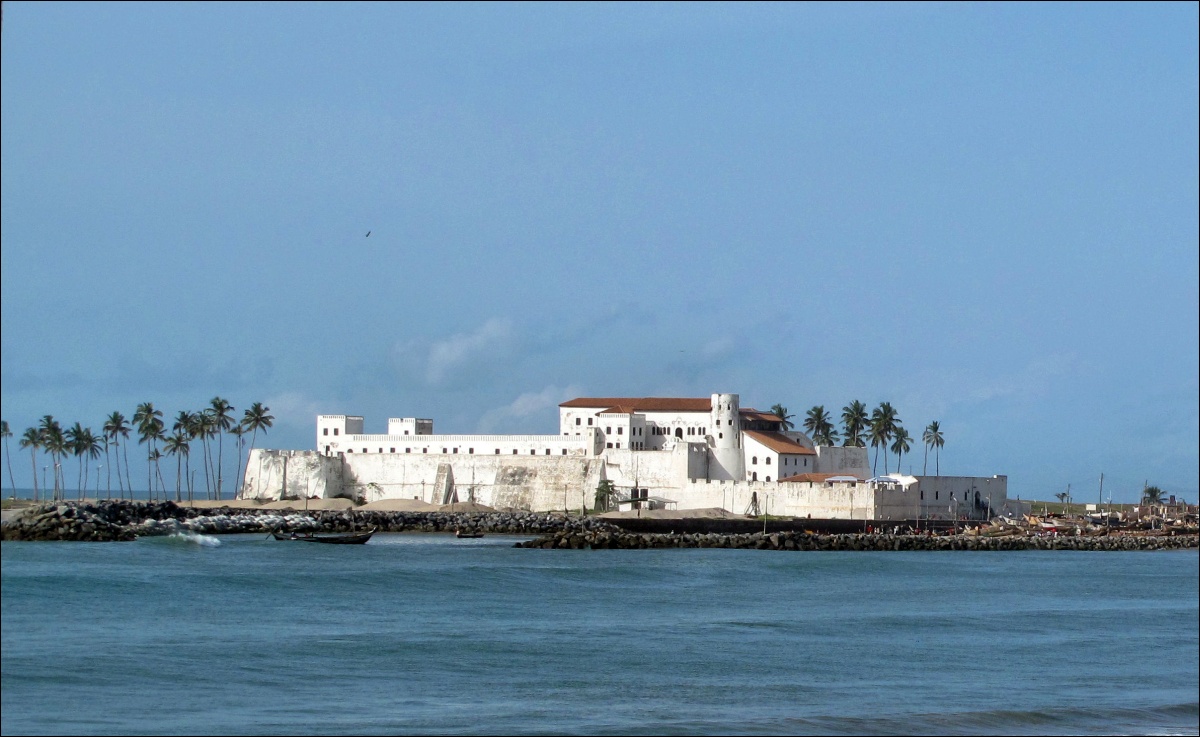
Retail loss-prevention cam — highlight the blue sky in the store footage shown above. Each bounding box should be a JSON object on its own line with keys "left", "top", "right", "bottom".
{"left": 2, "top": 2, "right": 1197, "bottom": 503}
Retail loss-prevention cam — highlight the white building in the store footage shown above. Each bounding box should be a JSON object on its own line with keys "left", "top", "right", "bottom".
{"left": 241, "top": 393, "right": 1020, "bottom": 520}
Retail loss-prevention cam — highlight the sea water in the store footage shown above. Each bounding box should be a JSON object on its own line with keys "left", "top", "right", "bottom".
{"left": 2, "top": 534, "right": 1197, "bottom": 735}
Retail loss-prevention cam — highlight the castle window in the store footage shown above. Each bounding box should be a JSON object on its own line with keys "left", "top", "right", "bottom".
{"left": 752, "top": 456, "right": 758, "bottom": 465}
{"left": 588, "top": 418, "right": 593, "bottom": 426}
{"left": 765, "top": 456, "right": 772, "bottom": 465}
{"left": 364, "top": 448, "right": 368, "bottom": 453}
{"left": 469, "top": 448, "right": 474, "bottom": 454}
{"left": 390, "top": 448, "right": 395, "bottom": 453}
{"left": 442, "top": 448, "right": 447, "bottom": 454}
{"left": 347, "top": 448, "right": 353, "bottom": 453}
{"left": 920, "top": 490, "right": 924, "bottom": 500}
{"left": 323, "top": 428, "right": 329, "bottom": 436}
{"left": 562, "top": 449, "right": 567, "bottom": 455}
{"left": 530, "top": 450, "right": 536, "bottom": 455}
{"left": 617, "top": 427, "right": 623, "bottom": 435}
{"left": 513, "top": 450, "right": 518, "bottom": 454}
{"left": 325, "top": 445, "right": 330, "bottom": 453}
{"left": 423, "top": 448, "right": 428, "bottom": 453}
{"left": 406, "top": 448, "right": 411, "bottom": 453}
{"left": 935, "top": 491, "right": 940, "bottom": 500}
{"left": 404, "top": 430, "right": 409, "bottom": 435}
{"left": 495, "top": 449, "right": 500, "bottom": 454}
{"left": 333, "top": 428, "right": 339, "bottom": 435}
{"left": 576, "top": 418, "right": 581, "bottom": 426}
{"left": 378, "top": 448, "right": 383, "bottom": 453}
{"left": 607, "top": 427, "right": 612, "bottom": 434}
{"left": 606, "top": 442, "right": 613, "bottom": 449}
{"left": 766, "top": 476, "right": 771, "bottom": 482}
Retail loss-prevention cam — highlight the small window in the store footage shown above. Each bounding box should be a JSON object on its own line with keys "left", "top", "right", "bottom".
{"left": 513, "top": 450, "right": 518, "bottom": 454}
{"left": 442, "top": 448, "right": 447, "bottom": 454}
{"left": 935, "top": 490, "right": 940, "bottom": 500}
{"left": 333, "top": 428, "right": 339, "bottom": 436}
{"left": 323, "top": 428, "right": 329, "bottom": 436}
{"left": 404, "top": 430, "right": 410, "bottom": 435}
{"left": 618, "top": 427, "right": 623, "bottom": 435}
{"left": 495, "top": 449, "right": 500, "bottom": 454}
{"left": 920, "top": 490, "right": 924, "bottom": 500}
{"left": 406, "top": 448, "right": 411, "bottom": 453}
{"left": 347, "top": 449, "right": 353, "bottom": 453}
{"left": 545, "top": 449, "right": 550, "bottom": 455}
{"left": 561, "top": 449, "right": 567, "bottom": 455}
{"left": 606, "top": 442, "right": 613, "bottom": 449}
{"left": 766, "top": 476, "right": 771, "bottom": 482}
{"left": 575, "top": 418, "right": 581, "bottom": 426}
{"left": 469, "top": 448, "right": 474, "bottom": 454}
{"left": 752, "top": 456, "right": 758, "bottom": 465}
{"left": 588, "top": 418, "right": 593, "bottom": 426}
{"left": 607, "top": 427, "right": 612, "bottom": 434}
{"left": 530, "top": 449, "right": 535, "bottom": 455}
{"left": 390, "top": 448, "right": 395, "bottom": 453}
{"left": 378, "top": 448, "right": 383, "bottom": 453}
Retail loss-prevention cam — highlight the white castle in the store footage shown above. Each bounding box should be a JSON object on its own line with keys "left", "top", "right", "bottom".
{"left": 239, "top": 393, "right": 1019, "bottom": 520}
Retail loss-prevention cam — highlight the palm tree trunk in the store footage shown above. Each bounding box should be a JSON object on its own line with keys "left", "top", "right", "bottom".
{"left": 922, "top": 445, "right": 928, "bottom": 475}
{"left": 29, "top": 451, "right": 39, "bottom": 502}
{"left": 176, "top": 456, "right": 182, "bottom": 503}
{"left": 216, "top": 431, "right": 224, "bottom": 502}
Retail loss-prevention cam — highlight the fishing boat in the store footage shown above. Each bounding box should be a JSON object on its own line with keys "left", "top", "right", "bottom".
{"left": 455, "top": 529, "right": 485, "bottom": 539}
{"left": 271, "top": 528, "right": 377, "bottom": 544}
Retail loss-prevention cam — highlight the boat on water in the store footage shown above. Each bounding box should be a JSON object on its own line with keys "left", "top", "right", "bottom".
{"left": 271, "top": 528, "right": 377, "bottom": 544}
{"left": 455, "top": 529, "right": 485, "bottom": 539}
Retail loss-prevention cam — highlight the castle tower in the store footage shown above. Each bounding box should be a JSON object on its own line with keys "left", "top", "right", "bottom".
{"left": 708, "top": 393, "right": 744, "bottom": 481}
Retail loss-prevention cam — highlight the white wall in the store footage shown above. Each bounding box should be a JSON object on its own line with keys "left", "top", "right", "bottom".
{"left": 814, "top": 445, "right": 870, "bottom": 477}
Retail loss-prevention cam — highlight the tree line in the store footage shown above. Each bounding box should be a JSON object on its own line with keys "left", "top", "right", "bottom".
{"left": 768, "top": 401, "right": 945, "bottom": 477}
{"left": 1, "top": 399, "right": 274, "bottom": 503}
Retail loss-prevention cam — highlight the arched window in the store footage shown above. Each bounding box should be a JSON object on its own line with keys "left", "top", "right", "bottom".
{"left": 752, "top": 456, "right": 758, "bottom": 465}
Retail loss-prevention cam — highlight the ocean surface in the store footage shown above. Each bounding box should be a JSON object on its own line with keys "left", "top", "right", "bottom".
{"left": 2, "top": 532, "right": 1197, "bottom": 736}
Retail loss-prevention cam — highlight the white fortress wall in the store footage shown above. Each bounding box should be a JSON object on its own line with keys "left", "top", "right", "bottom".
{"left": 339, "top": 452, "right": 604, "bottom": 510}
{"left": 814, "top": 445, "right": 870, "bottom": 477}
{"left": 241, "top": 449, "right": 346, "bottom": 500}
{"left": 676, "top": 479, "right": 907, "bottom": 519}
{"left": 913, "top": 475, "right": 1010, "bottom": 518}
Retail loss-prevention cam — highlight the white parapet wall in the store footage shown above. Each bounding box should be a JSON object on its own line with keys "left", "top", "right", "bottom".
{"left": 240, "top": 449, "right": 346, "bottom": 501}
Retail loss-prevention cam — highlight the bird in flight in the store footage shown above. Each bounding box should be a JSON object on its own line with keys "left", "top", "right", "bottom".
{"left": 365, "top": 231, "right": 371, "bottom": 237}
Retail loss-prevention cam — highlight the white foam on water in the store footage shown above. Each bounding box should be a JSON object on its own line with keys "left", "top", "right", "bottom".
{"left": 167, "top": 531, "right": 221, "bottom": 547}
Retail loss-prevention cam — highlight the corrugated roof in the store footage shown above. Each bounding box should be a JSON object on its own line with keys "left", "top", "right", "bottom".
{"left": 743, "top": 430, "right": 817, "bottom": 455}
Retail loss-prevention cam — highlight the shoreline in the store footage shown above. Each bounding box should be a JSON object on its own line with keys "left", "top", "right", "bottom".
{"left": 1, "top": 500, "right": 1196, "bottom": 551}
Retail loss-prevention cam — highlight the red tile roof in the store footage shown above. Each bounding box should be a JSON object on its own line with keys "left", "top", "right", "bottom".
{"left": 560, "top": 397, "right": 712, "bottom": 412}
{"left": 780, "top": 473, "right": 863, "bottom": 483}
{"left": 743, "top": 430, "right": 817, "bottom": 455}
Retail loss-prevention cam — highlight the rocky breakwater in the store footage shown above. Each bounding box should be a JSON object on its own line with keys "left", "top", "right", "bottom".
{"left": 1, "top": 500, "right": 598, "bottom": 541}
{"left": 515, "top": 526, "right": 1200, "bottom": 551}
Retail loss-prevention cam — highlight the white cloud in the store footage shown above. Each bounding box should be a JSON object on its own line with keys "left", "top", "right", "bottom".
{"left": 476, "top": 384, "right": 584, "bottom": 434}
{"left": 425, "top": 318, "right": 515, "bottom": 385}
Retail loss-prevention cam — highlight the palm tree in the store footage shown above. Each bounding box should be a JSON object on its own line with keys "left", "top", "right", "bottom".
{"left": 104, "top": 412, "right": 131, "bottom": 499}
{"left": 1142, "top": 485, "right": 1164, "bottom": 506}
{"left": 80, "top": 429, "right": 102, "bottom": 499}
{"left": 1, "top": 420, "right": 14, "bottom": 496}
{"left": 209, "top": 397, "right": 235, "bottom": 501}
{"left": 19, "top": 428, "right": 42, "bottom": 502}
{"left": 868, "top": 402, "right": 901, "bottom": 474}
{"left": 229, "top": 425, "right": 247, "bottom": 498}
{"left": 922, "top": 421, "right": 945, "bottom": 476}
{"left": 39, "top": 416, "right": 65, "bottom": 501}
{"left": 890, "top": 427, "right": 912, "bottom": 474}
{"left": 769, "top": 404, "right": 795, "bottom": 431}
{"left": 64, "top": 422, "right": 89, "bottom": 499}
{"left": 195, "top": 410, "right": 216, "bottom": 499}
{"left": 840, "top": 400, "right": 868, "bottom": 448}
{"left": 802, "top": 406, "right": 839, "bottom": 446}
{"left": 867, "top": 417, "right": 888, "bottom": 476}
{"left": 133, "top": 402, "right": 164, "bottom": 501}
{"left": 163, "top": 432, "right": 190, "bottom": 503}
{"left": 242, "top": 402, "right": 274, "bottom": 495}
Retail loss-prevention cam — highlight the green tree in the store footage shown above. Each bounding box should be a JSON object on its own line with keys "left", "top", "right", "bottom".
{"left": 594, "top": 479, "right": 618, "bottom": 512}
{"left": 19, "top": 427, "right": 42, "bottom": 502}
{"left": 1142, "top": 486, "right": 1164, "bottom": 506}
{"left": 209, "top": 397, "right": 235, "bottom": 501}
{"left": 104, "top": 412, "right": 132, "bottom": 499}
{"left": 134, "top": 402, "right": 164, "bottom": 501}
{"left": 840, "top": 400, "right": 868, "bottom": 448}
{"left": 803, "top": 405, "right": 839, "bottom": 446}
{"left": 1, "top": 420, "right": 14, "bottom": 496}
{"left": 79, "top": 428, "right": 102, "bottom": 498}
{"left": 242, "top": 402, "right": 274, "bottom": 495}
{"left": 163, "top": 432, "right": 190, "bottom": 503}
{"left": 890, "top": 427, "right": 912, "bottom": 474}
{"left": 39, "top": 416, "right": 65, "bottom": 501}
{"left": 229, "top": 424, "right": 246, "bottom": 498}
{"left": 769, "top": 404, "right": 795, "bottom": 431}
{"left": 868, "top": 402, "right": 900, "bottom": 475}
{"left": 921, "top": 421, "right": 944, "bottom": 476}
